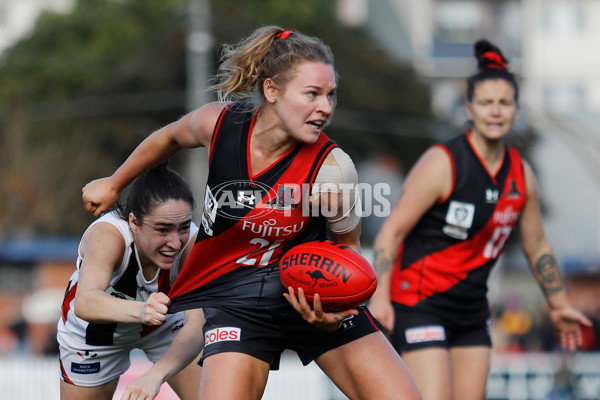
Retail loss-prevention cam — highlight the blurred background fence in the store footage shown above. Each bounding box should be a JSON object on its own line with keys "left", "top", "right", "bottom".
{"left": 2, "top": 352, "right": 600, "bottom": 400}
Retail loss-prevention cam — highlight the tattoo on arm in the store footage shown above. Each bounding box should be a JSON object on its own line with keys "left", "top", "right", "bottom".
{"left": 535, "top": 254, "right": 564, "bottom": 296}
{"left": 374, "top": 248, "right": 393, "bottom": 278}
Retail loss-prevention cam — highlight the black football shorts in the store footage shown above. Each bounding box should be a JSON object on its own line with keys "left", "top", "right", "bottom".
{"left": 200, "top": 303, "right": 382, "bottom": 369}
{"left": 390, "top": 303, "right": 491, "bottom": 353}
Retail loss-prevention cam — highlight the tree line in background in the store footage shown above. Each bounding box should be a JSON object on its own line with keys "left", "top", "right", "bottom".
{"left": 0, "top": 0, "right": 435, "bottom": 237}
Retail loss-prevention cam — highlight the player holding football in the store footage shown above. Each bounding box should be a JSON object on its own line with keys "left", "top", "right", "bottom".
{"left": 82, "top": 26, "right": 421, "bottom": 400}
{"left": 369, "top": 39, "right": 592, "bottom": 400}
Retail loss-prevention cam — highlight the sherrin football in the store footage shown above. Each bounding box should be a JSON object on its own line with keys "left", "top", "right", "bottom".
{"left": 279, "top": 240, "right": 377, "bottom": 311}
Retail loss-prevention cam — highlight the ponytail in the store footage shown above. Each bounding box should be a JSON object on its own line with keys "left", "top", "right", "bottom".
{"left": 114, "top": 163, "right": 194, "bottom": 224}
{"left": 211, "top": 25, "right": 335, "bottom": 111}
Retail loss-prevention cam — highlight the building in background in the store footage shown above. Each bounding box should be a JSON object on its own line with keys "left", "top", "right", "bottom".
{"left": 339, "top": 0, "right": 600, "bottom": 277}
{"left": 0, "top": 1, "right": 597, "bottom": 398}
{"left": 9, "top": 0, "right": 595, "bottom": 276}
{"left": 337, "top": 2, "right": 600, "bottom": 372}
{"left": 3, "top": 0, "right": 598, "bottom": 329}
{"left": 0, "top": 0, "right": 74, "bottom": 54}
{"left": 0, "top": 0, "right": 77, "bottom": 357}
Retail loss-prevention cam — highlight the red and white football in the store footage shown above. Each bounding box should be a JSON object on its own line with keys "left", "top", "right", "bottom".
{"left": 279, "top": 240, "right": 377, "bottom": 311}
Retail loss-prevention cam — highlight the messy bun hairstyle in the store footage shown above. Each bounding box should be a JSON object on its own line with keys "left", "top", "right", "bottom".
{"left": 466, "top": 39, "right": 519, "bottom": 103}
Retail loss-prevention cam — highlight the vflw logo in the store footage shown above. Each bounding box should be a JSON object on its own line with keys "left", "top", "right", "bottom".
{"left": 445, "top": 201, "right": 475, "bottom": 229}
{"left": 443, "top": 200, "right": 475, "bottom": 240}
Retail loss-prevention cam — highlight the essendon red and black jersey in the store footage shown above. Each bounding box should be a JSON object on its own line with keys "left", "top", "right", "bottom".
{"left": 169, "top": 102, "right": 337, "bottom": 312}
{"left": 390, "top": 133, "right": 527, "bottom": 324}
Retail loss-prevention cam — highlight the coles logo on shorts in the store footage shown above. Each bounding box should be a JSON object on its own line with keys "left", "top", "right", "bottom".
{"left": 405, "top": 325, "right": 446, "bottom": 344}
{"left": 205, "top": 327, "right": 241, "bottom": 346}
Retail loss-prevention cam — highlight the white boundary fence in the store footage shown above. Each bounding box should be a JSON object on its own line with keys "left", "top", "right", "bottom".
{"left": 2, "top": 352, "right": 599, "bottom": 399}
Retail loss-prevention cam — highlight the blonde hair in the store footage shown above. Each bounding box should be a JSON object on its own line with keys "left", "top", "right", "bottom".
{"left": 211, "top": 26, "right": 335, "bottom": 110}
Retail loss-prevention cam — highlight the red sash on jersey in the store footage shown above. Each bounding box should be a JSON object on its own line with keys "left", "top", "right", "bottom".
{"left": 170, "top": 133, "right": 336, "bottom": 300}
{"left": 391, "top": 147, "right": 526, "bottom": 305}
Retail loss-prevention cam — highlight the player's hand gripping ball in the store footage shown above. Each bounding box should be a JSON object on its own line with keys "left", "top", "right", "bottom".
{"left": 279, "top": 240, "right": 377, "bottom": 311}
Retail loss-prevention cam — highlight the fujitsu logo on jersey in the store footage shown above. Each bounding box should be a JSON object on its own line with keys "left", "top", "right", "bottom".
{"left": 493, "top": 205, "right": 520, "bottom": 225}
{"left": 241, "top": 220, "right": 305, "bottom": 238}
{"left": 204, "top": 327, "right": 241, "bottom": 346}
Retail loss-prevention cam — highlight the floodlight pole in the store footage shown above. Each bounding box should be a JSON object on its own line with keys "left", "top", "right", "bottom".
{"left": 185, "top": 0, "right": 212, "bottom": 219}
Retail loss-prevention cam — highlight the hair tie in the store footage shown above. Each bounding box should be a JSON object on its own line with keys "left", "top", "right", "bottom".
{"left": 480, "top": 51, "right": 507, "bottom": 70}
{"left": 275, "top": 29, "right": 293, "bottom": 40}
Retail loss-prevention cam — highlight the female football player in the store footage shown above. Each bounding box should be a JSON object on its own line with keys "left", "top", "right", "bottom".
{"left": 58, "top": 164, "right": 202, "bottom": 399}
{"left": 82, "top": 26, "right": 421, "bottom": 400}
{"left": 369, "top": 39, "right": 592, "bottom": 400}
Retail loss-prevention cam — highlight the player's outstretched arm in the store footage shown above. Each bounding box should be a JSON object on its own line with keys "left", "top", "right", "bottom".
{"left": 518, "top": 162, "right": 592, "bottom": 351}
{"left": 121, "top": 309, "right": 206, "bottom": 400}
{"left": 82, "top": 103, "right": 224, "bottom": 217}
{"left": 369, "top": 147, "right": 451, "bottom": 331}
{"left": 76, "top": 223, "right": 167, "bottom": 325}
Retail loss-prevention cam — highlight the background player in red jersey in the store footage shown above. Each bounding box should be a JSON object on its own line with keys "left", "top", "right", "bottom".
{"left": 58, "top": 165, "right": 203, "bottom": 400}
{"left": 82, "top": 26, "right": 421, "bottom": 400}
{"left": 369, "top": 39, "right": 592, "bottom": 400}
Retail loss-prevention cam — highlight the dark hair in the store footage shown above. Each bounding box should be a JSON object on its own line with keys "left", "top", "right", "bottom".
{"left": 466, "top": 39, "right": 519, "bottom": 103}
{"left": 114, "top": 163, "right": 194, "bottom": 224}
